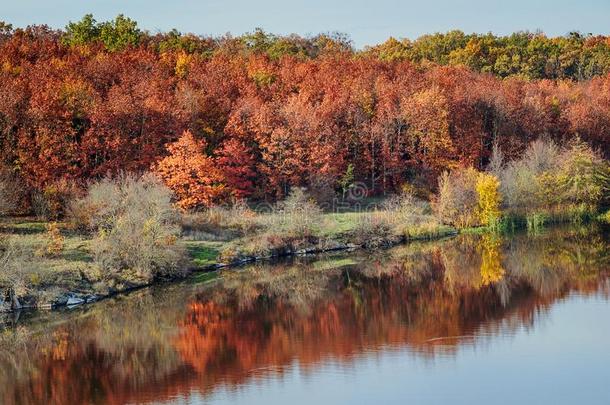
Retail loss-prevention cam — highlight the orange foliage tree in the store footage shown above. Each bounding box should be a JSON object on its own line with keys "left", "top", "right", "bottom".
{"left": 153, "top": 130, "right": 225, "bottom": 210}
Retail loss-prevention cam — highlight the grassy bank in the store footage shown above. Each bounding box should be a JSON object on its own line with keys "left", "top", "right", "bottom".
{"left": 185, "top": 209, "right": 456, "bottom": 266}
{"left": 2, "top": 203, "right": 608, "bottom": 313}
{"left": 0, "top": 204, "right": 456, "bottom": 312}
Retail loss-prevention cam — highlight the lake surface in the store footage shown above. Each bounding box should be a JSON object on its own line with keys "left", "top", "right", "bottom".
{"left": 1, "top": 224, "right": 609, "bottom": 405}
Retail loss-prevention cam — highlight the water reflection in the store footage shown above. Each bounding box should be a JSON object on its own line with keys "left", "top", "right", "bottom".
{"left": 1, "top": 224, "right": 609, "bottom": 404}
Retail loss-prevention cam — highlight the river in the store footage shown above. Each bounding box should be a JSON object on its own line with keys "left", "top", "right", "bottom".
{"left": 1, "top": 224, "right": 609, "bottom": 404}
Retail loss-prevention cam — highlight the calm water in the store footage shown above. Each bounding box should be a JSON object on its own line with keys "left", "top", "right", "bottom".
{"left": 1, "top": 224, "right": 610, "bottom": 405}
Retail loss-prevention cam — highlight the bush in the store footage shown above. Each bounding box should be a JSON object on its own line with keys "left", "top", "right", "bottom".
{"left": 0, "top": 238, "right": 41, "bottom": 309}
{"left": 556, "top": 139, "right": 606, "bottom": 206}
{"left": 37, "top": 222, "right": 64, "bottom": 257}
{"left": 435, "top": 167, "right": 480, "bottom": 227}
{"left": 498, "top": 138, "right": 607, "bottom": 220}
{"left": 266, "top": 187, "right": 323, "bottom": 238}
{"left": 70, "top": 173, "right": 185, "bottom": 283}
{"left": 381, "top": 190, "right": 422, "bottom": 221}
{"left": 219, "top": 189, "right": 325, "bottom": 261}
{"left": 67, "top": 176, "right": 120, "bottom": 232}
{"left": 380, "top": 190, "right": 445, "bottom": 236}
{"left": 476, "top": 173, "right": 502, "bottom": 226}
{"left": 350, "top": 213, "right": 395, "bottom": 248}
{"left": 498, "top": 139, "right": 560, "bottom": 212}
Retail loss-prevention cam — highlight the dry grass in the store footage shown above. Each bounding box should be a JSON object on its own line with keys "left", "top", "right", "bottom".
{"left": 180, "top": 201, "right": 260, "bottom": 241}
{"left": 0, "top": 223, "right": 92, "bottom": 309}
{"left": 218, "top": 190, "right": 452, "bottom": 261}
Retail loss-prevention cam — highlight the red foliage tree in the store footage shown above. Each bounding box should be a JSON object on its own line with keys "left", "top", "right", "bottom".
{"left": 215, "top": 138, "right": 257, "bottom": 199}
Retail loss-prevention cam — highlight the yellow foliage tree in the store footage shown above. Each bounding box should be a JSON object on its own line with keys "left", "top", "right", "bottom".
{"left": 476, "top": 173, "right": 502, "bottom": 226}
{"left": 175, "top": 52, "right": 192, "bottom": 78}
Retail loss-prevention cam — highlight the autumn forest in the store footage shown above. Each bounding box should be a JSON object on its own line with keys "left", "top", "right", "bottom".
{"left": 1, "top": 14, "right": 609, "bottom": 204}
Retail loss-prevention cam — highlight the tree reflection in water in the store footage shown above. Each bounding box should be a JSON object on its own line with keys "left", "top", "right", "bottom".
{"left": 1, "top": 224, "right": 609, "bottom": 405}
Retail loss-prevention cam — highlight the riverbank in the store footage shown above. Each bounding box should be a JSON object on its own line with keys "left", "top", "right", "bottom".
{"left": 0, "top": 211, "right": 456, "bottom": 313}
{"left": 2, "top": 207, "right": 609, "bottom": 314}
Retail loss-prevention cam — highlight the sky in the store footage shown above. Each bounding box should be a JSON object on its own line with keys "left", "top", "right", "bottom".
{"left": 2, "top": 0, "right": 610, "bottom": 48}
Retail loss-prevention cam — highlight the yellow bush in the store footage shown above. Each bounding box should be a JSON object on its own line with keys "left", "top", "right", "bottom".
{"left": 476, "top": 173, "right": 502, "bottom": 226}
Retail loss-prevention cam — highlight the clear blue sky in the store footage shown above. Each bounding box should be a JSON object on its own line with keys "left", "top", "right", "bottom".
{"left": 3, "top": 0, "right": 610, "bottom": 48}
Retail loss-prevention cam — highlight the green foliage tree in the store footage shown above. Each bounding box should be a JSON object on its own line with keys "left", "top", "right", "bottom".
{"left": 339, "top": 164, "right": 355, "bottom": 201}
{"left": 0, "top": 21, "right": 13, "bottom": 40}
{"left": 157, "top": 29, "right": 215, "bottom": 55}
{"left": 98, "top": 14, "right": 141, "bottom": 51}
{"left": 62, "top": 14, "right": 99, "bottom": 47}
{"left": 63, "top": 14, "right": 141, "bottom": 51}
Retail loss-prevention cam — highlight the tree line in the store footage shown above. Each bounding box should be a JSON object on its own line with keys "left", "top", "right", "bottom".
{"left": 0, "top": 15, "right": 609, "bottom": 209}
{"left": 43, "top": 15, "right": 610, "bottom": 80}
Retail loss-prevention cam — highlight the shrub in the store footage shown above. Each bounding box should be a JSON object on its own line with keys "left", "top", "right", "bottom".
{"left": 32, "top": 179, "right": 82, "bottom": 220}
{"left": 435, "top": 167, "right": 480, "bottom": 227}
{"left": 498, "top": 139, "right": 560, "bottom": 213}
{"left": 476, "top": 173, "right": 502, "bottom": 226}
{"left": 522, "top": 138, "right": 560, "bottom": 173}
{"left": 70, "top": 173, "right": 186, "bottom": 283}
{"left": 38, "top": 222, "right": 64, "bottom": 257}
{"left": 498, "top": 138, "right": 607, "bottom": 220}
{"left": 350, "top": 213, "right": 395, "bottom": 248}
{"left": 381, "top": 190, "right": 420, "bottom": 220}
{"left": 556, "top": 138, "right": 606, "bottom": 207}
{"left": 0, "top": 238, "right": 41, "bottom": 309}
{"left": 487, "top": 140, "right": 505, "bottom": 177}
{"left": 498, "top": 160, "right": 539, "bottom": 212}
{"left": 219, "top": 189, "right": 324, "bottom": 261}
{"left": 267, "top": 187, "right": 323, "bottom": 238}
{"left": 380, "top": 190, "right": 445, "bottom": 236}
